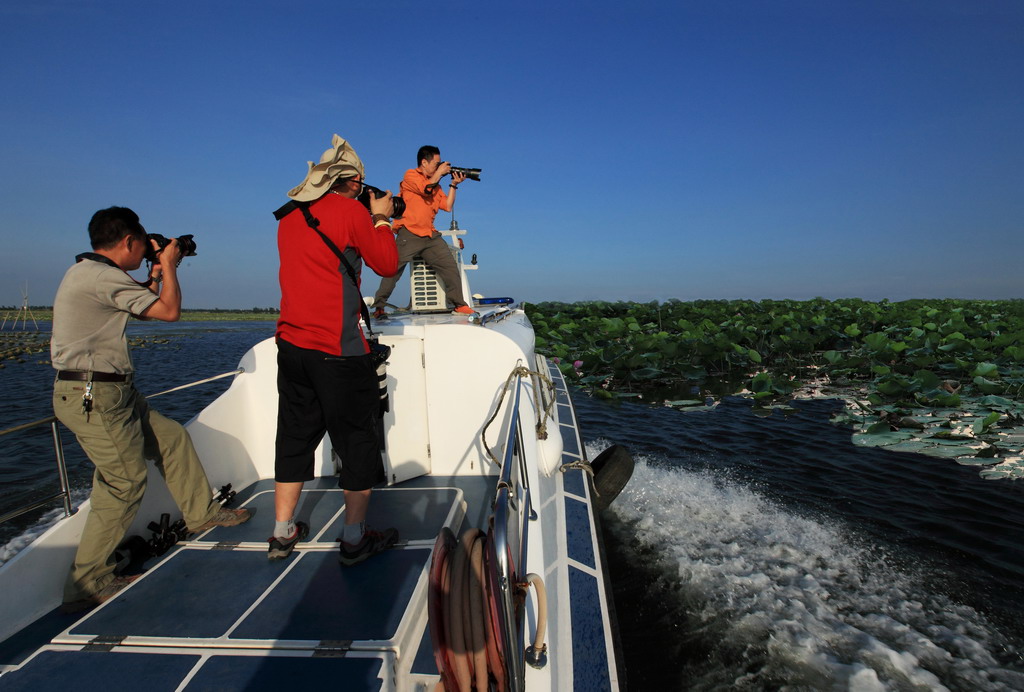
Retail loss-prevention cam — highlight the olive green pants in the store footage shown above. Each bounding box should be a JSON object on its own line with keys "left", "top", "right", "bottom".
{"left": 371, "top": 228, "right": 467, "bottom": 309}
{"left": 53, "top": 377, "right": 219, "bottom": 601}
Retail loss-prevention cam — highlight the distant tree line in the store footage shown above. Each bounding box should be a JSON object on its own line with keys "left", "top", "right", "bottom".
{"left": 1, "top": 306, "right": 279, "bottom": 313}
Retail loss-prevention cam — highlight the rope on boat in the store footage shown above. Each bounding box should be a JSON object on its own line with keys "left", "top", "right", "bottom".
{"left": 558, "top": 458, "right": 600, "bottom": 496}
{"left": 145, "top": 368, "right": 245, "bottom": 399}
{"left": 481, "top": 364, "right": 557, "bottom": 467}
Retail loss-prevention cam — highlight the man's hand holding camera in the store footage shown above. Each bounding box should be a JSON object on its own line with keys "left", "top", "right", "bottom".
{"left": 152, "top": 237, "right": 183, "bottom": 269}
{"left": 367, "top": 188, "right": 395, "bottom": 219}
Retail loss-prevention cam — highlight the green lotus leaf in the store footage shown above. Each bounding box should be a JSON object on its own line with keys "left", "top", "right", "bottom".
{"left": 919, "top": 445, "right": 974, "bottom": 458}
{"left": 976, "top": 395, "right": 1019, "bottom": 410}
{"left": 973, "top": 362, "right": 1000, "bottom": 378}
{"left": 973, "top": 411, "right": 1001, "bottom": 435}
{"left": 864, "top": 332, "right": 889, "bottom": 350}
{"left": 929, "top": 430, "right": 976, "bottom": 440}
{"left": 955, "top": 456, "right": 1003, "bottom": 466}
{"left": 823, "top": 350, "right": 843, "bottom": 365}
{"left": 884, "top": 440, "right": 934, "bottom": 453}
{"left": 631, "top": 367, "right": 663, "bottom": 380}
{"left": 980, "top": 468, "right": 1013, "bottom": 479}
{"left": 852, "top": 431, "right": 915, "bottom": 446}
{"left": 973, "top": 376, "right": 1004, "bottom": 394}
{"left": 913, "top": 370, "right": 941, "bottom": 390}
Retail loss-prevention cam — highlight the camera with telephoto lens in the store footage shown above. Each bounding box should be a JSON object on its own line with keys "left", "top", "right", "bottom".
{"left": 447, "top": 165, "right": 482, "bottom": 181}
{"left": 357, "top": 183, "right": 405, "bottom": 219}
{"left": 145, "top": 233, "right": 197, "bottom": 264}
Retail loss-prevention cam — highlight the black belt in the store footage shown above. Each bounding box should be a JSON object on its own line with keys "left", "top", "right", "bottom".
{"left": 56, "top": 370, "right": 129, "bottom": 382}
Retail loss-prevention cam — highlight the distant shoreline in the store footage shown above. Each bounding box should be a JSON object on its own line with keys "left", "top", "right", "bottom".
{"left": 2, "top": 309, "right": 280, "bottom": 323}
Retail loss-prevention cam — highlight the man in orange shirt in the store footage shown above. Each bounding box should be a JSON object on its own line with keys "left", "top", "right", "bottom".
{"left": 371, "top": 145, "right": 475, "bottom": 317}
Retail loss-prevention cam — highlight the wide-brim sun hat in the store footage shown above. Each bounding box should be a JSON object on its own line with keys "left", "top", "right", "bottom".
{"left": 287, "top": 134, "right": 366, "bottom": 202}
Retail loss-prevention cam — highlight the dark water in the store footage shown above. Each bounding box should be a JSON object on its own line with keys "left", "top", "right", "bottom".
{"left": 574, "top": 393, "right": 1024, "bottom": 690}
{"left": 3, "top": 324, "right": 1024, "bottom": 689}
{"left": 0, "top": 321, "right": 276, "bottom": 552}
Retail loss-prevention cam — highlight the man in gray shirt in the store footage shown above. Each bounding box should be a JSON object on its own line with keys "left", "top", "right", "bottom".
{"left": 51, "top": 206, "right": 251, "bottom": 613}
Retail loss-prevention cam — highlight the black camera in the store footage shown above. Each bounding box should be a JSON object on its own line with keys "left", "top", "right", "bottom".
{"left": 145, "top": 233, "right": 197, "bottom": 264}
{"left": 357, "top": 183, "right": 405, "bottom": 219}
{"left": 448, "top": 165, "right": 482, "bottom": 181}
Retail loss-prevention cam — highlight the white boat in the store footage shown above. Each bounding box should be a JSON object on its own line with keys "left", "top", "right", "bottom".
{"left": 0, "top": 226, "right": 631, "bottom": 691}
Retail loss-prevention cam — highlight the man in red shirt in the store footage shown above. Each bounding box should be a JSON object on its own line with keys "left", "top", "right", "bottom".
{"left": 370, "top": 145, "right": 475, "bottom": 317}
{"left": 272, "top": 134, "right": 400, "bottom": 564}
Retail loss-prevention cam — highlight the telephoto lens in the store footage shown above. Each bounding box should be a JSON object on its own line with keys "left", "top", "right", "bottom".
{"left": 448, "top": 166, "right": 482, "bottom": 181}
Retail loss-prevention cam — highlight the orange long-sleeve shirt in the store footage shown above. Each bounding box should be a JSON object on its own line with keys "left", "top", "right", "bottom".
{"left": 395, "top": 167, "right": 453, "bottom": 237}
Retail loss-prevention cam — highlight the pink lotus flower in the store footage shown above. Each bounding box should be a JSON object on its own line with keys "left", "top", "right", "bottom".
{"left": 573, "top": 360, "right": 583, "bottom": 369}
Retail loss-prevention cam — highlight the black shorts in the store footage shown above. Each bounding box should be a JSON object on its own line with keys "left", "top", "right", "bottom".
{"left": 274, "top": 338, "right": 385, "bottom": 490}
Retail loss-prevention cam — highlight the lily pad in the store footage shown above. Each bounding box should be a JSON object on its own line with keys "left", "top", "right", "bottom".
{"left": 954, "top": 456, "right": 1003, "bottom": 466}
{"left": 852, "top": 431, "right": 915, "bottom": 447}
{"left": 884, "top": 441, "right": 934, "bottom": 453}
{"left": 929, "top": 430, "right": 976, "bottom": 441}
{"left": 918, "top": 445, "right": 975, "bottom": 458}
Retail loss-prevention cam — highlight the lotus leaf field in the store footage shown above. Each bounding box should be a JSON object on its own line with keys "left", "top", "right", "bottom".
{"left": 525, "top": 298, "right": 1024, "bottom": 480}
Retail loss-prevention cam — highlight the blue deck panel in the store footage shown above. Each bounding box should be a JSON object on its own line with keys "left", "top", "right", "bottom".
{"left": 560, "top": 422, "right": 581, "bottom": 457}
{"left": 411, "top": 619, "right": 438, "bottom": 674}
{"left": 69, "top": 546, "right": 428, "bottom": 645}
{"left": 0, "top": 650, "right": 384, "bottom": 692}
{"left": 70, "top": 549, "right": 288, "bottom": 639}
{"left": 185, "top": 654, "right": 383, "bottom": 691}
{"left": 233, "top": 548, "right": 429, "bottom": 642}
{"left": 562, "top": 464, "right": 587, "bottom": 497}
{"left": 0, "top": 650, "right": 199, "bottom": 691}
{"left": 564, "top": 497, "right": 596, "bottom": 570}
{"left": 569, "top": 566, "right": 611, "bottom": 692}
{"left": 0, "top": 608, "right": 82, "bottom": 667}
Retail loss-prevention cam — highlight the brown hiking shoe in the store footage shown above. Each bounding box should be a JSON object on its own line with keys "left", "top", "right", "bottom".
{"left": 190, "top": 507, "right": 251, "bottom": 533}
{"left": 338, "top": 527, "right": 399, "bottom": 566}
{"left": 61, "top": 574, "right": 141, "bottom": 613}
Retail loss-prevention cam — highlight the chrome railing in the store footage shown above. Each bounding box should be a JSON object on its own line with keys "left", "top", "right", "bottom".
{"left": 0, "top": 416, "right": 72, "bottom": 525}
{"left": 490, "top": 370, "right": 537, "bottom": 692}
{"left": 0, "top": 368, "right": 243, "bottom": 528}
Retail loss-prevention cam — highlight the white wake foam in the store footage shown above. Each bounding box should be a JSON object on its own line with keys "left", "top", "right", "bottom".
{"left": 0, "top": 488, "right": 90, "bottom": 567}
{"left": 598, "top": 442, "right": 1024, "bottom": 691}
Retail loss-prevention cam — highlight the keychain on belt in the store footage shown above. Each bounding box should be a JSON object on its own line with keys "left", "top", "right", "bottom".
{"left": 82, "top": 380, "right": 93, "bottom": 420}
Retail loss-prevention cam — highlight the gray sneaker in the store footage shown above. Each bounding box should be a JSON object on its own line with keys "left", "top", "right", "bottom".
{"left": 338, "top": 527, "right": 399, "bottom": 566}
{"left": 61, "top": 574, "right": 141, "bottom": 613}
{"left": 268, "top": 522, "right": 309, "bottom": 560}
{"left": 190, "top": 507, "right": 252, "bottom": 533}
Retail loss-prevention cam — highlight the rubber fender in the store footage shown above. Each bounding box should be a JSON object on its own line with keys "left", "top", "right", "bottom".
{"left": 590, "top": 444, "right": 634, "bottom": 511}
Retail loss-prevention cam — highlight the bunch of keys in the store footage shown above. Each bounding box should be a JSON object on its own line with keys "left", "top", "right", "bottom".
{"left": 82, "top": 381, "right": 94, "bottom": 418}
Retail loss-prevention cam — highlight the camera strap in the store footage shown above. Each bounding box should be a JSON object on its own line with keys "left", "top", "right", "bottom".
{"left": 283, "top": 201, "right": 377, "bottom": 338}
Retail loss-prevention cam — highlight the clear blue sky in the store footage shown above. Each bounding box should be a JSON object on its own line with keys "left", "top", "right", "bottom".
{"left": 1, "top": 0, "right": 1021, "bottom": 309}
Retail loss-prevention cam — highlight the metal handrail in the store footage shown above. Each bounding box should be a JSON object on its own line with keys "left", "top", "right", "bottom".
{"left": 0, "top": 368, "right": 244, "bottom": 528}
{"left": 489, "top": 370, "right": 538, "bottom": 692}
{"left": 0, "top": 417, "right": 72, "bottom": 525}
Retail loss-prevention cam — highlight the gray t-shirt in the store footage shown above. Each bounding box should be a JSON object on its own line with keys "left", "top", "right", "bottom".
{"left": 50, "top": 257, "right": 159, "bottom": 374}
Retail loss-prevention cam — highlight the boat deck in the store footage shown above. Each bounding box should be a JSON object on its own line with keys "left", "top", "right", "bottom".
{"left": 0, "top": 474, "right": 497, "bottom": 691}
